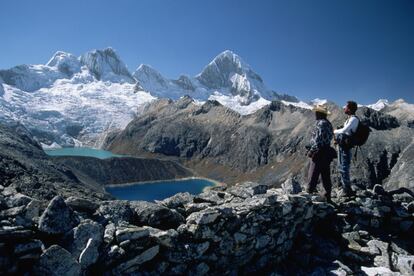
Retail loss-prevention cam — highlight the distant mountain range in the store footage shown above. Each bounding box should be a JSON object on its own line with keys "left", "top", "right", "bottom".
{"left": 0, "top": 47, "right": 412, "bottom": 147}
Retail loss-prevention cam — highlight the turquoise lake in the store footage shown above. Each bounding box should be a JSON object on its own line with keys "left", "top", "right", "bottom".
{"left": 44, "top": 147, "right": 216, "bottom": 201}
{"left": 106, "top": 178, "right": 216, "bottom": 201}
{"left": 44, "top": 147, "right": 123, "bottom": 159}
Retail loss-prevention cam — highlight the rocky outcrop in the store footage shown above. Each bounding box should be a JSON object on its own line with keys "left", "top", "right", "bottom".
{"left": 1, "top": 181, "right": 413, "bottom": 275}
{"left": 0, "top": 123, "right": 110, "bottom": 201}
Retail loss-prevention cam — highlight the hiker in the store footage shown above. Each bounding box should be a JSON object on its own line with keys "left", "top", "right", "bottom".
{"left": 306, "top": 104, "right": 336, "bottom": 202}
{"left": 334, "top": 100, "right": 359, "bottom": 197}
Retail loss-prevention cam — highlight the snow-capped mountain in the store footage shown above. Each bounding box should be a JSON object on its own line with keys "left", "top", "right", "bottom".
{"left": 0, "top": 48, "right": 155, "bottom": 147}
{"left": 133, "top": 50, "right": 298, "bottom": 108}
{"left": 367, "top": 99, "right": 389, "bottom": 111}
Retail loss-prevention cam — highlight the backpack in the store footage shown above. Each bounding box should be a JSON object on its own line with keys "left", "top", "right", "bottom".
{"left": 351, "top": 116, "right": 371, "bottom": 146}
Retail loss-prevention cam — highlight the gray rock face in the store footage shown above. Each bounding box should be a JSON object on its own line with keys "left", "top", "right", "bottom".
{"left": 35, "top": 245, "right": 81, "bottom": 276}
{"left": 38, "top": 196, "right": 79, "bottom": 235}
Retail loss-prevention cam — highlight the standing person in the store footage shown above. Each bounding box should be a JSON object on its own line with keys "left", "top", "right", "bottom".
{"left": 306, "top": 105, "right": 335, "bottom": 202}
{"left": 334, "top": 100, "right": 359, "bottom": 197}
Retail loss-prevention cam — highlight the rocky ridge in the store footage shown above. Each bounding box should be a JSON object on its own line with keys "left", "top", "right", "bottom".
{"left": 0, "top": 181, "right": 413, "bottom": 275}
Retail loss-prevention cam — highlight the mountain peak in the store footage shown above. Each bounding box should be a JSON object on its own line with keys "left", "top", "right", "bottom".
{"left": 80, "top": 47, "right": 135, "bottom": 83}
{"left": 367, "top": 99, "right": 389, "bottom": 111}
{"left": 46, "top": 51, "right": 81, "bottom": 76}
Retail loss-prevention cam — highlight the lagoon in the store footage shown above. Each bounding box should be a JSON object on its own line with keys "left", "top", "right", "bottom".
{"left": 44, "top": 147, "right": 123, "bottom": 159}
{"left": 106, "top": 178, "right": 216, "bottom": 201}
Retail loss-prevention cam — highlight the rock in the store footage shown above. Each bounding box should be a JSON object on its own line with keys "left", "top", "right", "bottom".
{"left": 97, "top": 200, "right": 134, "bottom": 224}
{"left": 194, "top": 190, "right": 226, "bottom": 204}
{"left": 184, "top": 202, "right": 212, "bottom": 214}
{"left": 130, "top": 201, "right": 185, "bottom": 230}
{"left": 186, "top": 209, "right": 220, "bottom": 225}
{"left": 67, "top": 219, "right": 103, "bottom": 264}
{"left": 115, "top": 226, "right": 149, "bottom": 243}
{"left": 145, "top": 226, "right": 178, "bottom": 247}
{"left": 156, "top": 192, "right": 194, "bottom": 209}
{"left": 373, "top": 184, "right": 387, "bottom": 195}
{"left": 65, "top": 197, "right": 99, "bottom": 213}
{"left": 367, "top": 240, "right": 391, "bottom": 268}
{"left": 255, "top": 235, "right": 271, "bottom": 249}
{"left": 227, "top": 182, "right": 268, "bottom": 199}
{"left": 192, "top": 262, "right": 210, "bottom": 275}
{"left": 6, "top": 193, "right": 33, "bottom": 207}
{"left": 38, "top": 196, "right": 79, "bottom": 235}
{"left": 113, "top": 245, "right": 159, "bottom": 273}
{"left": 79, "top": 238, "right": 100, "bottom": 268}
{"left": 14, "top": 240, "right": 43, "bottom": 256}
{"left": 361, "top": 266, "right": 400, "bottom": 276}
{"left": 35, "top": 245, "right": 81, "bottom": 276}
{"left": 393, "top": 254, "right": 414, "bottom": 275}
{"left": 281, "top": 177, "right": 302, "bottom": 195}
{"left": 104, "top": 223, "right": 116, "bottom": 244}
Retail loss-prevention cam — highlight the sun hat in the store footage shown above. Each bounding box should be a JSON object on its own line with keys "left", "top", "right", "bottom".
{"left": 312, "top": 104, "right": 331, "bottom": 115}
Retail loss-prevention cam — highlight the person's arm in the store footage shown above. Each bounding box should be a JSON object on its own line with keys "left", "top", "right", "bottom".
{"left": 334, "top": 117, "right": 358, "bottom": 135}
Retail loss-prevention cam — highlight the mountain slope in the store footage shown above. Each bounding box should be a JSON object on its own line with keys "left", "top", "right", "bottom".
{"left": 105, "top": 97, "right": 413, "bottom": 188}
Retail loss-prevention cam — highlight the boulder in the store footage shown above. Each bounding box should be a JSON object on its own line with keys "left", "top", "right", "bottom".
{"left": 97, "top": 200, "right": 134, "bottom": 224}
{"left": 67, "top": 219, "right": 103, "bottom": 265}
{"left": 35, "top": 245, "right": 81, "bottom": 276}
{"left": 38, "top": 196, "right": 79, "bottom": 235}
{"left": 130, "top": 201, "right": 185, "bottom": 230}
{"left": 65, "top": 197, "right": 99, "bottom": 213}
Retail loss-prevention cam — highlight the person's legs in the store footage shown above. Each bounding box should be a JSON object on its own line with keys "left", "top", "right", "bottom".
{"left": 320, "top": 160, "right": 332, "bottom": 201}
{"left": 307, "top": 159, "right": 320, "bottom": 193}
{"left": 338, "top": 146, "right": 352, "bottom": 194}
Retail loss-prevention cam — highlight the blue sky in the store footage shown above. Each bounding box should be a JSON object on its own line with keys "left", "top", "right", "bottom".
{"left": 1, "top": 0, "right": 413, "bottom": 104}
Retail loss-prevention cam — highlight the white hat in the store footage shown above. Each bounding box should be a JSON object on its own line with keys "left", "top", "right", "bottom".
{"left": 312, "top": 104, "right": 331, "bottom": 115}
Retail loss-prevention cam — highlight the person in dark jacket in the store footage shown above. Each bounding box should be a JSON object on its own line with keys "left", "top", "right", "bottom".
{"left": 306, "top": 104, "right": 335, "bottom": 202}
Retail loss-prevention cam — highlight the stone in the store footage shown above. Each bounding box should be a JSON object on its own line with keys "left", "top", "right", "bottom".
{"left": 115, "top": 226, "right": 150, "bottom": 243}
{"left": 130, "top": 201, "right": 185, "bottom": 230}
{"left": 227, "top": 182, "right": 268, "bottom": 199}
{"left": 156, "top": 192, "right": 194, "bottom": 209}
{"left": 184, "top": 202, "right": 212, "bottom": 214}
{"left": 361, "top": 266, "right": 400, "bottom": 276}
{"left": 281, "top": 177, "right": 302, "bottom": 195}
{"left": 145, "top": 226, "right": 178, "bottom": 247}
{"left": 192, "top": 262, "right": 210, "bottom": 275}
{"left": 14, "top": 239, "right": 43, "bottom": 256}
{"left": 373, "top": 184, "right": 386, "bottom": 195}
{"left": 186, "top": 209, "right": 220, "bottom": 225}
{"left": 367, "top": 240, "right": 391, "bottom": 268}
{"left": 194, "top": 190, "right": 225, "bottom": 205}
{"left": 38, "top": 196, "right": 79, "bottom": 235}
{"left": 393, "top": 254, "right": 414, "bottom": 275}
{"left": 6, "top": 193, "right": 33, "bottom": 207}
{"left": 78, "top": 238, "right": 100, "bottom": 268}
{"left": 35, "top": 245, "right": 81, "bottom": 276}
{"left": 68, "top": 220, "right": 103, "bottom": 263}
{"left": 113, "top": 245, "right": 159, "bottom": 273}
{"left": 65, "top": 196, "right": 99, "bottom": 213}
{"left": 255, "top": 235, "right": 271, "bottom": 249}
{"left": 104, "top": 223, "right": 116, "bottom": 244}
{"left": 97, "top": 200, "right": 134, "bottom": 224}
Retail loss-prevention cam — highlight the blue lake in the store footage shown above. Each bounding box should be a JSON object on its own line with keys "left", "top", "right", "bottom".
{"left": 106, "top": 178, "right": 216, "bottom": 201}
{"left": 44, "top": 147, "right": 123, "bottom": 159}
{"left": 44, "top": 147, "right": 216, "bottom": 201}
